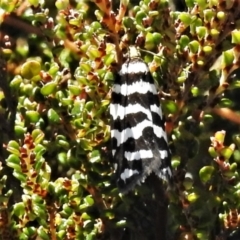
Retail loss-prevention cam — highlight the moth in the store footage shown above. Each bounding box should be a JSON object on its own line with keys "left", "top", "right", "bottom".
{"left": 110, "top": 47, "right": 172, "bottom": 193}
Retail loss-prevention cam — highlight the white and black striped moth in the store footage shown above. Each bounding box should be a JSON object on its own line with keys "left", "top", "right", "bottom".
{"left": 110, "top": 47, "right": 172, "bottom": 193}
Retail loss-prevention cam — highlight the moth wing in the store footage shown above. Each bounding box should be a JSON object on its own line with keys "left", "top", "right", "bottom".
{"left": 110, "top": 59, "right": 172, "bottom": 193}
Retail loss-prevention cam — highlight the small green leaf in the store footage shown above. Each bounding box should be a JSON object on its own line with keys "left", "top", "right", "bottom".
{"left": 218, "top": 98, "right": 234, "bottom": 108}
{"left": 22, "top": 227, "right": 36, "bottom": 237}
{"left": 85, "top": 195, "right": 94, "bottom": 206}
{"left": 203, "top": 45, "right": 212, "bottom": 54}
{"left": 203, "top": 114, "right": 213, "bottom": 123}
{"left": 85, "top": 101, "right": 94, "bottom": 112}
{"left": 21, "top": 60, "right": 41, "bottom": 79}
{"left": 90, "top": 21, "right": 101, "bottom": 30}
{"left": 15, "top": 125, "right": 26, "bottom": 137}
{"left": 37, "top": 227, "right": 50, "bottom": 240}
{"left": 222, "top": 50, "right": 234, "bottom": 67}
{"left": 196, "top": 231, "right": 209, "bottom": 240}
{"left": 10, "top": 75, "right": 22, "bottom": 89}
{"left": 203, "top": 9, "right": 215, "bottom": 22}
{"left": 56, "top": 136, "right": 70, "bottom": 148}
{"left": 41, "top": 82, "right": 57, "bottom": 96}
{"left": 210, "top": 29, "right": 220, "bottom": 37}
{"left": 79, "top": 139, "right": 93, "bottom": 151}
{"left": 179, "top": 35, "right": 190, "bottom": 49}
{"left": 230, "top": 162, "right": 237, "bottom": 171}
{"left": 152, "top": 32, "right": 162, "bottom": 44}
{"left": 187, "top": 192, "right": 199, "bottom": 203}
{"left": 82, "top": 212, "right": 91, "bottom": 220}
{"left": 6, "top": 154, "right": 21, "bottom": 171}
{"left": 32, "top": 129, "right": 45, "bottom": 144}
{"left": 145, "top": 32, "right": 155, "bottom": 50}
{"left": 13, "top": 171, "right": 27, "bottom": 182}
{"left": 47, "top": 108, "right": 61, "bottom": 123}
{"left": 199, "top": 166, "right": 214, "bottom": 183}
{"left": 68, "top": 85, "right": 81, "bottom": 95}
{"left": 13, "top": 202, "right": 25, "bottom": 217}
{"left": 28, "top": 0, "right": 40, "bottom": 7}
{"left": 135, "top": 11, "right": 147, "bottom": 25}
{"left": 216, "top": 11, "right": 225, "bottom": 20}
{"left": 178, "top": 12, "right": 191, "bottom": 25}
{"left": 191, "top": 86, "right": 200, "bottom": 97}
{"left": 63, "top": 204, "right": 73, "bottom": 215}
{"left": 214, "top": 131, "right": 226, "bottom": 144}
{"left": 104, "top": 54, "right": 115, "bottom": 66}
{"left": 89, "top": 150, "right": 101, "bottom": 163}
{"left": 232, "top": 30, "right": 240, "bottom": 44}
{"left": 189, "top": 40, "right": 200, "bottom": 53}
{"left": 123, "top": 16, "right": 135, "bottom": 29}
{"left": 220, "top": 145, "right": 235, "bottom": 160}
{"left": 7, "top": 141, "right": 20, "bottom": 155}
{"left": 57, "top": 152, "right": 68, "bottom": 166}
{"left": 208, "top": 146, "right": 218, "bottom": 158}
{"left": 115, "top": 220, "right": 127, "bottom": 227}
{"left": 183, "top": 173, "right": 194, "bottom": 190}
{"left": 87, "top": 45, "right": 101, "bottom": 59}
{"left": 55, "top": 0, "right": 69, "bottom": 10}
{"left": 163, "top": 100, "right": 178, "bottom": 114}
{"left": 34, "top": 158, "right": 45, "bottom": 172}
{"left": 26, "top": 110, "right": 40, "bottom": 123}
{"left": 196, "top": 26, "right": 207, "bottom": 39}
{"left": 196, "top": 0, "right": 207, "bottom": 8}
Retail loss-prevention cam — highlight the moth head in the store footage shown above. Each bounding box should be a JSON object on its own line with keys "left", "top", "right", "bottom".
{"left": 122, "top": 46, "right": 141, "bottom": 63}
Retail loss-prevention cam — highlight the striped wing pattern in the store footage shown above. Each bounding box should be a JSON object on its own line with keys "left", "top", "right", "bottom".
{"left": 110, "top": 57, "right": 172, "bottom": 193}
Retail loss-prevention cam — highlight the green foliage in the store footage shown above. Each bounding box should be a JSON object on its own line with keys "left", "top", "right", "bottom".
{"left": 1, "top": 0, "right": 240, "bottom": 239}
